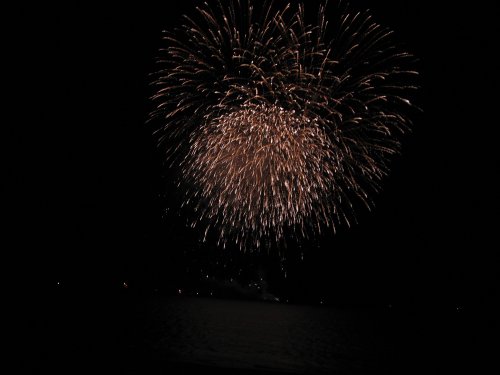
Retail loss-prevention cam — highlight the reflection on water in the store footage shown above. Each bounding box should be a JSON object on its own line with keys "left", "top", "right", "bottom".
{"left": 27, "top": 294, "right": 480, "bottom": 374}
{"left": 124, "top": 297, "right": 391, "bottom": 373}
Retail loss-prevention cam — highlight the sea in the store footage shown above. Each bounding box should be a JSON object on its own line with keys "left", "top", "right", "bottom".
{"left": 22, "top": 294, "right": 489, "bottom": 374}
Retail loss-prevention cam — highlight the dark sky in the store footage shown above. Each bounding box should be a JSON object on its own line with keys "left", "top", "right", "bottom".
{"left": 10, "top": 1, "right": 497, "bottom": 308}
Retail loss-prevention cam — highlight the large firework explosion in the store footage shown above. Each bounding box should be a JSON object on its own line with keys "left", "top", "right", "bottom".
{"left": 150, "top": 0, "right": 418, "bottom": 249}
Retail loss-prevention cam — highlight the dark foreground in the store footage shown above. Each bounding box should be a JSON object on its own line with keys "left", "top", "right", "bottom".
{"left": 20, "top": 293, "right": 494, "bottom": 374}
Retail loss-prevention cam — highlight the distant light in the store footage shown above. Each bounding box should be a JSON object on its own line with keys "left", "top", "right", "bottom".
{"left": 123, "top": 282, "right": 128, "bottom": 289}
{"left": 178, "top": 289, "right": 182, "bottom": 294}
{"left": 56, "top": 281, "right": 60, "bottom": 286}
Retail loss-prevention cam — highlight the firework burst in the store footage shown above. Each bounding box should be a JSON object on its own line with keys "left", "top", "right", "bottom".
{"left": 150, "top": 0, "right": 418, "bottom": 249}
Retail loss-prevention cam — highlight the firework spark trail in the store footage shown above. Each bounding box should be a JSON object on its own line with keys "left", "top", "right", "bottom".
{"left": 150, "top": 0, "right": 418, "bottom": 249}
{"left": 185, "top": 103, "right": 339, "bottom": 247}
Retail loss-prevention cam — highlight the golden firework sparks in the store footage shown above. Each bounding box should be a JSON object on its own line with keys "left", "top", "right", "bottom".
{"left": 150, "top": 0, "right": 418, "bottom": 249}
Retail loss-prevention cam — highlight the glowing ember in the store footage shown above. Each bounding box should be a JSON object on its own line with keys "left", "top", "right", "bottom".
{"left": 151, "top": 0, "right": 418, "bottom": 249}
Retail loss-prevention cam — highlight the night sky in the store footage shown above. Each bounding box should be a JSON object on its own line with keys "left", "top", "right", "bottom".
{"left": 10, "top": 1, "right": 497, "bottom": 314}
